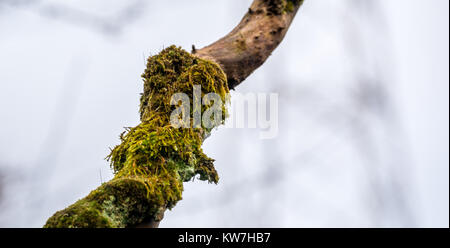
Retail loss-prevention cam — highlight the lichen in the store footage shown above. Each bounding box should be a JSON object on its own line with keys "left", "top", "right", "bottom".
{"left": 44, "top": 46, "right": 229, "bottom": 228}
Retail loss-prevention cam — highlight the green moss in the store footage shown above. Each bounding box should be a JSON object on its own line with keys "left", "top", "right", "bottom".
{"left": 285, "top": 1, "right": 294, "bottom": 12}
{"left": 44, "top": 46, "right": 229, "bottom": 228}
{"left": 252, "top": 0, "right": 304, "bottom": 16}
{"left": 285, "top": 0, "right": 304, "bottom": 13}
{"left": 111, "top": 45, "right": 228, "bottom": 210}
{"left": 44, "top": 178, "right": 153, "bottom": 228}
{"left": 265, "top": 0, "right": 303, "bottom": 14}
{"left": 109, "top": 46, "right": 228, "bottom": 185}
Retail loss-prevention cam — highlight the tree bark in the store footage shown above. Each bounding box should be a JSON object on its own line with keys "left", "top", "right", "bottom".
{"left": 44, "top": 0, "right": 303, "bottom": 228}
{"left": 196, "top": 0, "right": 303, "bottom": 89}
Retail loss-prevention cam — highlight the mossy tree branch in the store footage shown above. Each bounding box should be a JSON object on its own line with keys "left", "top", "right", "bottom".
{"left": 44, "top": 0, "right": 303, "bottom": 228}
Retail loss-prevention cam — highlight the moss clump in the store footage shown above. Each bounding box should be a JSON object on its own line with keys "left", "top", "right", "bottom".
{"left": 44, "top": 178, "right": 156, "bottom": 228}
{"left": 109, "top": 45, "right": 228, "bottom": 187}
{"left": 110, "top": 45, "right": 229, "bottom": 208}
{"left": 44, "top": 46, "right": 229, "bottom": 228}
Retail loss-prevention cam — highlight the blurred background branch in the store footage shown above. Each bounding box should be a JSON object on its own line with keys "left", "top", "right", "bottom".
{"left": 0, "top": 0, "right": 147, "bottom": 36}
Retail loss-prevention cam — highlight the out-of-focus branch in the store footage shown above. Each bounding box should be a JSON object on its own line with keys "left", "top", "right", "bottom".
{"left": 0, "top": 0, "right": 147, "bottom": 36}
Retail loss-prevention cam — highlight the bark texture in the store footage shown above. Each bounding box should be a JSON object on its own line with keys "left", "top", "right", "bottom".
{"left": 196, "top": 0, "right": 303, "bottom": 89}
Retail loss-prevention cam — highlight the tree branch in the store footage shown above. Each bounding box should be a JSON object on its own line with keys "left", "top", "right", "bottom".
{"left": 44, "top": 0, "right": 303, "bottom": 228}
{"left": 134, "top": 0, "right": 303, "bottom": 228}
{"left": 196, "top": 0, "right": 303, "bottom": 89}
